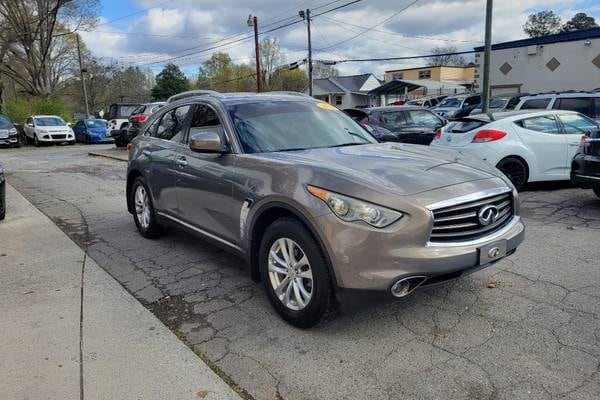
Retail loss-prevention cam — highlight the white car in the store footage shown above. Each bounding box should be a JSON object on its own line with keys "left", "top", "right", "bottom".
{"left": 24, "top": 115, "right": 75, "bottom": 146}
{"left": 430, "top": 110, "right": 599, "bottom": 189}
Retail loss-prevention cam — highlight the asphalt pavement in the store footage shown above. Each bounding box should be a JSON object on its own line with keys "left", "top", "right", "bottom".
{"left": 1, "top": 144, "right": 598, "bottom": 400}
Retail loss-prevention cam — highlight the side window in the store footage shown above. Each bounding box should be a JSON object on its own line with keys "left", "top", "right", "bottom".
{"left": 188, "top": 104, "right": 224, "bottom": 142}
{"left": 465, "top": 96, "right": 481, "bottom": 106}
{"left": 506, "top": 97, "right": 520, "bottom": 110}
{"left": 554, "top": 98, "right": 593, "bottom": 117}
{"left": 594, "top": 98, "right": 600, "bottom": 118}
{"left": 558, "top": 114, "right": 598, "bottom": 135}
{"left": 407, "top": 110, "right": 442, "bottom": 128}
{"left": 521, "top": 98, "right": 551, "bottom": 109}
{"left": 517, "top": 115, "right": 560, "bottom": 134}
{"left": 27, "top": 117, "right": 33, "bottom": 125}
{"left": 153, "top": 105, "right": 191, "bottom": 142}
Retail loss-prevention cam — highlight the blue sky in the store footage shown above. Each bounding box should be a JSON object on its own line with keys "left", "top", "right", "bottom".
{"left": 86, "top": 0, "right": 600, "bottom": 79}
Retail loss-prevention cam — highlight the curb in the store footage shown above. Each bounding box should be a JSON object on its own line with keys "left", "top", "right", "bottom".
{"left": 88, "top": 151, "right": 128, "bottom": 162}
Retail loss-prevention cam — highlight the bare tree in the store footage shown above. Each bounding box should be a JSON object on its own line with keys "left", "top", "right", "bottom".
{"left": 257, "top": 38, "right": 285, "bottom": 91}
{"left": 312, "top": 62, "right": 339, "bottom": 79}
{"left": 427, "top": 46, "right": 467, "bottom": 67}
{"left": 0, "top": 0, "right": 98, "bottom": 96}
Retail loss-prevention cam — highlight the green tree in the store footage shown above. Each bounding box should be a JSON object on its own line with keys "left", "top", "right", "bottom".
{"left": 523, "top": 10, "right": 562, "bottom": 37}
{"left": 151, "top": 63, "right": 189, "bottom": 100}
{"left": 271, "top": 68, "right": 308, "bottom": 92}
{"left": 561, "top": 13, "right": 598, "bottom": 32}
{"left": 196, "top": 52, "right": 255, "bottom": 92}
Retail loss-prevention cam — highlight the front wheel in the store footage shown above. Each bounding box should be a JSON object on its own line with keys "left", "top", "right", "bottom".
{"left": 34, "top": 134, "right": 42, "bottom": 147}
{"left": 130, "top": 177, "right": 165, "bottom": 238}
{"left": 593, "top": 185, "right": 600, "bottom": 199}
{"left": 496, "top": 157, "right": 528, "bottom": 191}
{"left": 259, "top": 217, "right": 336, "bottom": 328}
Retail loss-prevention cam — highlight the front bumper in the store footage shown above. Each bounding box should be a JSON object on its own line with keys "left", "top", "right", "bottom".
{"left": 571, "top": 154, "right": 600, "bottom": 188}
{"left": 0, "top": 136, "right": 19, "bottom": 146}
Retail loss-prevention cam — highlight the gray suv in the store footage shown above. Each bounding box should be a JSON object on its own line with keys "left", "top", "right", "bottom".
{"left": 126, "top": 92, "right": 525, "bottom": 328}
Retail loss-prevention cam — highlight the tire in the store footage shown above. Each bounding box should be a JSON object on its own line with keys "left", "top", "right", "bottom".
{"left": 68, "top": 140, "right": 76, "bottom": 145}
{"left": 496, "top": 157, "right": 528, "bottom": 191}
{"left": 34, "top": 134, "right": 41, "bottom": 147}
{"left": 593, "top": 185, "right": 600, "bottom": 199}
{"left": 259, "top": 217, "right": 337, "bottom": 328}
{"left": 114, "top": 137, "right": 125, "bottom": 148}
{"left": 130, "top": 177, "right": 165, "bottom": 238}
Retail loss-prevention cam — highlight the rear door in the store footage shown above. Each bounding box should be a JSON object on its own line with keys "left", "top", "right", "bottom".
{"left": 513, "top": 114, "right": 567, "bottom": 178}
{"left": 557, "top": 113, "right": 600, "bottom": 161}
{"left": 552, "top": 97, "right": 594, "bottom": 119}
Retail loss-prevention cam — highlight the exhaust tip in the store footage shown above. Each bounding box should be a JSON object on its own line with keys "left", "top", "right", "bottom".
{"left": 391, "top": 276, "right": 427, "bottom": 298}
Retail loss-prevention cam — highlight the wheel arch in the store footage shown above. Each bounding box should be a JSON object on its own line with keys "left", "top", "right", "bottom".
{"left": 126, "top": 168, "right": 143, "bottom": 214}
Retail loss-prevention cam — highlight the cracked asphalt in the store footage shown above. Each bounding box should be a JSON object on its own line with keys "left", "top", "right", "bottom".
{"left": 1, "top": 144, "right": 599, "bottom": 400}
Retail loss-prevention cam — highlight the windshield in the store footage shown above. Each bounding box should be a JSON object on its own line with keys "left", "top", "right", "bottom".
{"left": 85, "top": 119, "right": 108, "bottom": 128}
{"left": 228, "top": 101, "right": 377, "bottom": 153}
{"left": 437, "top": 97, "right": 463, "bottom": 108}
{"left": 0, "top": 115, "right": 13, "bottom": 129}
{"left": 406, "top": 100, "right": 422, "bottom": 106}
{"left": 489, "top": 97, "right": 509, "bottom": 109}
{"left": 34, "top": 117, "right": 66, "bottom": 126}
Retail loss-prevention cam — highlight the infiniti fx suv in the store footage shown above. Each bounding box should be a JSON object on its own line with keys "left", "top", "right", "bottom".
{"left": 126, "top": 91, "right": 525, "bottom": 328}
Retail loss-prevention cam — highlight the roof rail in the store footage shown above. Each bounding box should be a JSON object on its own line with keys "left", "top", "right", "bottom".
{"left": 262, "top": 91, "right": 311, "bottom": 97}
{"left": 528, "top": 90, "right": 597, "bottom": 97}
{"left": 166, "top": 90, "right": 221, "bottom": 103}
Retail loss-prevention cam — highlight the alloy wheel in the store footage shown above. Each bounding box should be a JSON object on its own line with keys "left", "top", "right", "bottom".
{"left": 268, "top": 238, "right": 313, "bottom": 311}
{"left": 497, "top": 158, "right": 527, "bottom": 189}
{"left": 134, "top": 185, "right": 151, "bottom": 229}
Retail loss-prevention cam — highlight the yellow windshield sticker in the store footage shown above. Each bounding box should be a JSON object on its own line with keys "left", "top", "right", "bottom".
{"left": 316, "top": 102, "right": 337, "bottom": 111}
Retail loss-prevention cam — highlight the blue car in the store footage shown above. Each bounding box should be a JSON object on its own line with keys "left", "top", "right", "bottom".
{"left": 73, "top": 119, "right": 114, "bottom": 144}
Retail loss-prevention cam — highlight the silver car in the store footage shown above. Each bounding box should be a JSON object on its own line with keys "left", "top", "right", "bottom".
{"left": 126, "top": 92, "right": 525, "bottom": 328}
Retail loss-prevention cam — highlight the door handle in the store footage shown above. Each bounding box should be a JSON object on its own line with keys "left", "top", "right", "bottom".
{"left": 175, "top": 157, "right": 188, "bottom": 167}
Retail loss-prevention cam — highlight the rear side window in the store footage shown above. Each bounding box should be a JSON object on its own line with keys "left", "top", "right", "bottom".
{"left": 380, "top": 111, "right": 408, "bottom": 129}
{"left": 553, "top": 98, "right": 593, "bottom": 117}
{"left": 517, "top": 115, "right": 560, "bottom": 134}
{"left": 464, "top": 95, "right": 481, "bottom": 106}
{"left": 520, "top": 98, "right": 551, "bottom": 109}
{"left": 153, "top": 105, "right": 191, "bottom": 142}
{"left": 406, "top": 110, "right": 442, "bottom": 128}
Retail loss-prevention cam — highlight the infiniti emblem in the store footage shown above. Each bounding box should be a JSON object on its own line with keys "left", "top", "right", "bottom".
{"left": 478, "top": 204, "right": 500, "bottom": 226}
{"left": 488, "top": 247, "right": 501, "bottom": 258}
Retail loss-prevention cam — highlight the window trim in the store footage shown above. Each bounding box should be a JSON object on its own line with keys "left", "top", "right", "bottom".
{"left": 514, "top": 114, "right": 561, "bottom": 134}
{"left": 185, "top": 103, "right": 229, "bottom": 147}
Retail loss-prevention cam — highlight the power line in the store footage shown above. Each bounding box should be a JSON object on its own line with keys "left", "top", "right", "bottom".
{"left": 319, "top": 49, "right": 477, "bottom": 63}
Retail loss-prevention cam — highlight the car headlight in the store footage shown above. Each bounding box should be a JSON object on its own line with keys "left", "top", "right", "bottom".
{"left": 9, "top": 128, "right": 17, "bottom": 135}
{"left": 307, "top": 185, "right": 403, "bottom": 228}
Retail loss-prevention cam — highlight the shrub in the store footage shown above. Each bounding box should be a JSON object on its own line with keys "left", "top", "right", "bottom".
{"left": 3, "top": 96, "right": 72, "bottom": 123}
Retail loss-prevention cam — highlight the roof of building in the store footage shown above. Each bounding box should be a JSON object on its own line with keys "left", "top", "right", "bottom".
{"left": 313, "top": 73, "right": 376, "bottom": 93}
{"left": 474, "top": 27, "right": 600, "bottom": 51}
{"left": 369, "top": 79, "right": 469, "bottom": 95}
{"left": 385, "top": 65, "right": 474, "bottom": 73}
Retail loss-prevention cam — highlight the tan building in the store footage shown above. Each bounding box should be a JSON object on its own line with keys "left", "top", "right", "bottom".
{"left": 384, "top": 65, "right": 475, "bottom": 84}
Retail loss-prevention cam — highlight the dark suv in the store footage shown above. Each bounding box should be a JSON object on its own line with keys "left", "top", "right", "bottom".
{"left": 571, "top": 127, "right": 600, "bottom": 198}
{"left": 126, "top": 91, "right": 523, "bottom": 327}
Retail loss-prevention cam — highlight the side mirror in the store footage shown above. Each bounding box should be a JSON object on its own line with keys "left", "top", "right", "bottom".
{"left": 27, "top": 122, "right": 34, "bottom": 127}
{"left": 189, "top": 131, "right": 227, "bottom": 153}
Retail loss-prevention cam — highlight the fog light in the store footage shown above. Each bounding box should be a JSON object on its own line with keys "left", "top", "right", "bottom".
{"left": 391, "top": 280, "right": 411, "bottom": 297}
{"left": 43, "top": 135, "right": 50, "bottom": 139}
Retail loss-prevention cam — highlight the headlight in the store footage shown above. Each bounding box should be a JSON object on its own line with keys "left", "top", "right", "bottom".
{"left": 447, "top": 110, "right": 457, "bottom": 117}
{"left": 9, "top": 128, "right": 17, "bottom": 134}
{"left": 307, "top": 185, "right": 403, "bottom": 228}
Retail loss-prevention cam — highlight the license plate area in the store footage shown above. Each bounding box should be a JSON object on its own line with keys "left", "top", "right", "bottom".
{"left": 478, "top": 240, "right": 507, "bottom": 265}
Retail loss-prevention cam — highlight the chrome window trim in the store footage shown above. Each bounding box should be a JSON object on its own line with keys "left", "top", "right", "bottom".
{"left": 156, "top": 211, "right": 243, "bottom": 252}
{"left": 425, "top": 187, "right": 512, "bottom": 211}
{"left": 427, "top": 216, "right": 522, "bottom": 247}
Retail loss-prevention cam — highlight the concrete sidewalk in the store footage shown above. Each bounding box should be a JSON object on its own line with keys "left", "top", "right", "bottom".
{"left": 0, "top": 185, "right": 241, "bottom": 400}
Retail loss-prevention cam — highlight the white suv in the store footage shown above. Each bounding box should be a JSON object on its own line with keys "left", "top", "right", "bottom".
{"left": 515, "top": 92, "right": 600, "bottom": 122}
{"left": 24, "top": 115, "right": 75, "bottom": 146}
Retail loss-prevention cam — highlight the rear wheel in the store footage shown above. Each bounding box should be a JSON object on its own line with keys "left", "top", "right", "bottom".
{"left": 593, "top": 185, "right": 600, "bottom": 199}
{"left": 130, "top": 177, "right": 165, "bottom": 238}
{"left": 259, "top": 217, "right": 336, "bottom": 328}
{"left": 496, "top": 157, "right": 528, "bottom": 191}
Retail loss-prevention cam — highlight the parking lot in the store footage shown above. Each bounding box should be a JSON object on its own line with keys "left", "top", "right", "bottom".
{"left": 1, "top": 144, "right": 599, "bottom": 400}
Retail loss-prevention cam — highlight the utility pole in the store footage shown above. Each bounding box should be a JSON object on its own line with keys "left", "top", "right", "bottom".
{"left": 247, "top": 15, "right": 262, "bottom": 92}
{"left": 299, "top": 9, "right": 313, "bottom": 96}
{"left": 481, "top": 0, "right": 493, "bottom": 114}
{"left": 76, "top": 34, "right": 90, "bottom": 117}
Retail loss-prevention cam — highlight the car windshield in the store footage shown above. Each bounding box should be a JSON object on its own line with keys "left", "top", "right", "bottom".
{"left": 0, "top": 115, "right": 12, "bottom": 129}
{"left": 406, "top": 100, "right": 422, "bottom": 105}
{"left": 85, "top": 119, "right": 108, "bottom": 128}
{"left": 34, "top": 117, "right": 66, "bottom": 126}
{"left": 438, "top": 97, "right": 463, "bottom": 108}
{"left": 489, "top": 97, "right": 509, "bottom": 109}
{"left": 228, "top": 101, "right": 377, "bottom": 153}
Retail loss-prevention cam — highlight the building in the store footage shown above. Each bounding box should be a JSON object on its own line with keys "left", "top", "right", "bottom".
{"left": 307, "top": 73, "right": 382, "bottom": 108}
{"left": 473, "top": 27, "right": 600, "bottom": 95}
{"left": 384, "top": 65, "right": 475, "bottom": 85}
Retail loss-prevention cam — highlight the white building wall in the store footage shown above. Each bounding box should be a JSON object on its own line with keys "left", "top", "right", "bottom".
{"left": 474, "top": 37, "right": 600, "bottom": 94}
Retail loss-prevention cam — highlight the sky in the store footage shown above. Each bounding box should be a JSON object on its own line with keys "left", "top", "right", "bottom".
{"left": 79, "top": 0, "right": 600, "bottom": 80}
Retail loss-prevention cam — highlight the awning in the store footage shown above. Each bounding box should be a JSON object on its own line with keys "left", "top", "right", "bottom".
{"left": 369, "top": 79, "right": 469, "bottom": 95}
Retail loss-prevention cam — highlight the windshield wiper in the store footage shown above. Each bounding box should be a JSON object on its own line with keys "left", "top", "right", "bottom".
{"left": 328, "top": 142, "right": 365, "bottom": 148}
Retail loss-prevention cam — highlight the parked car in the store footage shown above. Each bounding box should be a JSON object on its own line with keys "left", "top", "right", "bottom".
{"left": 571, "top": 126, "right": 600, "bottom": 198}
{"left": 105, "top": 103, "right": 141, "bottom": 147}
{"left": 470, "top": 93, "right": 530, "bottom": 115}
{"left": 431, "top": 110, "right": 600, "bottom": 190}
{"left": 405, "top": 95, "right": 447, "bottom": 108}
{"left": 0, "top": 164, "right": 5, "bottom": 220}
{"left": 0, "top": 114, "right": 20, "bottom": 148}
{"left": 73, "top": 119, "right": 113, "bottom": 144}
{"left": 126, "top": 91, "right": 524, "bottom": 328}
{"left": 125, "top": 102, "right": 165, "bottom": 144}
{"left": 433, "top": 93, "right": 481, "bottom": 119}
{"left": 343, "top": 106, "right": 446, "bottom": 145}
{"left": 23, "top": 115, "right": 75, "bottom": 146}
{"left": 515, "top": 91, "right": 600, "bottom": 122}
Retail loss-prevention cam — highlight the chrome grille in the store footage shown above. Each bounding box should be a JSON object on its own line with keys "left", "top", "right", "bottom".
{"left": 430, "top": 191, "right": 514, "bottom": 243}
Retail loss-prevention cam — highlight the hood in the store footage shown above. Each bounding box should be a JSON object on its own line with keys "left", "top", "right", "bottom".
{"left": 87, "top": 127, "right": 107, "bottom": 135}
{"left": 38, "top": 126, "right": 70, "bottom": 133}
{"left": 259, "top": 143, "right": 503, "bottom": 197}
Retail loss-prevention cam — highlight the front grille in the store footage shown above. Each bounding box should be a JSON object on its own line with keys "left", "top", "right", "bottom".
{"left": 430, "top": 191, "right": 514, "bottom": 243}
{"left": 51, "top": 134, "right": 66, "bottom": 139}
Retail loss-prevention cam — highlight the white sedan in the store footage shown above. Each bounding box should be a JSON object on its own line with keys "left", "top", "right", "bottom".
{"left": 430, "top": 110, "right": 599, "bottom": 189}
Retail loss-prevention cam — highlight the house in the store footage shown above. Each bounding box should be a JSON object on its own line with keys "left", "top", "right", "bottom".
{"left": 473, "top": 27, "right": 600, "bottom": 95}
{"left": 384, "top": 65, "right": 475, "bottom": 85}
{"left": 307, "top": 73, "right": 382, "bottom": 108}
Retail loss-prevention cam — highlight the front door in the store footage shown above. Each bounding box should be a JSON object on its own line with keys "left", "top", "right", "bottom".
{"left": 557, "top": 113, "right": 600, "bottom": 162}
{"left": 174, "top": 103, "right": 241, "bottom": 246}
